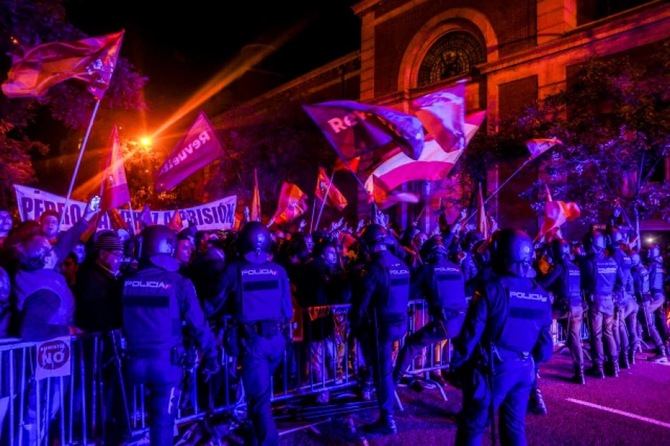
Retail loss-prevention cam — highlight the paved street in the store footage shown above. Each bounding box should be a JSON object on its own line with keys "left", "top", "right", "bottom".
{"left": 279, "top": 350, "right": 670, "bottom": 445}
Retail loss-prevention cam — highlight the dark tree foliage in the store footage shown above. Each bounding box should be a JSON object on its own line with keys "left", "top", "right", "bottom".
{"left": 466, "top": 42, "right": 670, "bottom": 229}
{"left": 0, "top": 0, "right": 147, "bottom": 207}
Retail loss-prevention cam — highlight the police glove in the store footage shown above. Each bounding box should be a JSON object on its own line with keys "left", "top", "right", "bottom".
{"left": 201, "top": 355, "right": 220, "bottom": 383}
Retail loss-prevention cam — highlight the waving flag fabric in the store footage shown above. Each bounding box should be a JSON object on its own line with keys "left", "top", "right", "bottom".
{"left": 537, "top": 185, "right": 581, "bottom": 240}
{"left": 526, "top": 137, "right": 562, "bottom": 160}
{"left": 304, "top": 100, "right": 425, "bottom": 162}
{"left": 412, "top": 83, "right": 466, "bottom": 152}
{"left": 100, "top": 126, "right": 130, "bottom": 211}
{"left": 2, "top": 31, "right": 124, "bottom": 99}
{"left": 155, "top": 112, "right": 224, "bottom": 192}
{"left": 271, "top": 182, "right": 309, "bottom": 226}
{"left": 366, "top": 111, "right": 485, "bottom": 192}
{"left": 315, "top": 167, "right": 348, "bottom": 210}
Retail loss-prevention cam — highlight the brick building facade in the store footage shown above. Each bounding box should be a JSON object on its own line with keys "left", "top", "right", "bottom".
{"left": 215, "top": 0, "right": 670, "bottom": 230}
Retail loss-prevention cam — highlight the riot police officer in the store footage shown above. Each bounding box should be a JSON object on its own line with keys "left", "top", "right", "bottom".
{"left": 453, "top": 229, "right": 553, "bottom": 446}
{"left": 541, "top": 239, "right": 586, "bottom": 384}
{"left": 351, "top": 224, "right": 409, "bottom": 435}
{"left": 122, "top": 225, "right": 218, "bottom": 446}
{"left": 610, "top": 234, "right": 639, "bottom": 368}
{"left": 393, "top": 235, "right": 467, "bottom": 382}
{"left": 582, "top": 231, "right": 620, "bottom": 378}
{"left": 642, "top": 246, "right": 667, "bottom": 360}
{"left": 214, "top": 222, "right": 292, "bottom": 446}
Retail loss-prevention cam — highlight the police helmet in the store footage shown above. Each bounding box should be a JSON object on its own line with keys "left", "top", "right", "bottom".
{"left": 462, "top": 230, "right": 485, "bottom": 251}
{"left": 420, "top": 235, "right": 447, "bottom": 262}
{"left": 584, "top": 231, "right": 607, "bottom": 253}
{"left": 648, "top": 244, "right": 661, "bottom": 259}
{"left": 360, "top": 224, "right": 388, "bottom": 250}
{"left": 491, "top": 228, "right": 534, "bottom": 278}
{"left": 141, "top": 225, "right": 177, "bottom": 260}
{"left": 238, "top": 221, "right": 271, "bottom": 256}
{"left": 631, "top": 253, "right": 642, "bottom": 266}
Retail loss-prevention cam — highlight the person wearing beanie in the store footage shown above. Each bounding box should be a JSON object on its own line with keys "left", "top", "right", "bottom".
{"left": 74, "top": 230, "right": 124, "bottom": 332}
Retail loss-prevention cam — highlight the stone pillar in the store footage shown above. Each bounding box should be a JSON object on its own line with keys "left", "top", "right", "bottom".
{"left": 360, "top": 11, "right": 375, "bottom": 100}
{"left": 537, "top": 0, "right": 577, "bottom": 44}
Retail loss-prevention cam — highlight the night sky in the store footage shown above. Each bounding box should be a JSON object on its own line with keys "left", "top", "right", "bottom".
{"left": 66, "top": 0, "right": 360, "bottom": 124}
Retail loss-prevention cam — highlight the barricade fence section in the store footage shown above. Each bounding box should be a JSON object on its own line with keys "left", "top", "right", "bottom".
{"left": 0, "top": 301, "right": 575, "bottom": 445}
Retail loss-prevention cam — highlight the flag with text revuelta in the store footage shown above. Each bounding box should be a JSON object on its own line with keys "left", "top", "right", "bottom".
{"left": 155, "top": 112, "right": 224, "bottom": 192}
{"left": 303, "top": 100, "right": 425, "bottom": 163}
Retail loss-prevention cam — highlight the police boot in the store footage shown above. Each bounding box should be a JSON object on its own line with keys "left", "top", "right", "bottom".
{"left": 573, "top": 365, "right": 586, "bottom": 385}
{"left": 628, "top": 348, "right": 636, "bottom": 366}
{"left": 528, "top": 386, "right": 548, "bottom": 416}
{"left": 610, "top": 359, "right": 620, "bottom": 378}
{"left": 620, "top": 351, "right": 630, "bottom": 370}
{"left": 362, "top": 414, "right": 398, "bottom": 436}
{"left": 592, "top": 365, "right": 605, "bottom": 379}
{"left": 648, "top": 345, "right": 667, "bottom": 362}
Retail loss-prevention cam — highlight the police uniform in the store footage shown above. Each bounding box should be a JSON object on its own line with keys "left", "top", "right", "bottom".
{"left": 634, "top": 253, "right": 667, "bottom": 359}
{"left": 582, "top": 248, "right": 620, "bottom": 377}
{"left": 394, "top": 251, "right": 466, "bottom": 382}
{"left": 352, "top": 224, "right": 409, "bottom": 435}
{"left": 453, "top": 229, "right": 553, "bottom": 446}
{"left": 648, "top": 254, "right": 669, "bottom": 347}
{"left": 215, "top": 222, "right": 292, "bottom": 446}
{"left": 122, "top": 226, "right": 217, "bottom": 446}
{"left": 541, "top": 247, "right": 586, "bottom": 383}
{"left": 612, "top": 247, "right": 639, "bottom": 366}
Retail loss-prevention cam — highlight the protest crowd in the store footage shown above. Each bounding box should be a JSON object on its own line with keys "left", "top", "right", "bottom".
{"left": 0, "top": 197, "right": 669, "bottom": 445}
{"left": 0, "top": 26, "right": 668, "bottom": 446}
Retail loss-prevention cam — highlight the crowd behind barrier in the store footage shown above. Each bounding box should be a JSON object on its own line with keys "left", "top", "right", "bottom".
{"left": 0, "top": 298, "right": 588, "bottom": 446}
{"left": 1, "top": 205, "right": 670, "bottom": 444}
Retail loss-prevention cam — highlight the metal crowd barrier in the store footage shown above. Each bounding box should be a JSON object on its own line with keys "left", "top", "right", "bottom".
{"left": 1, "top": 299, "right": 612, "bottom": 445}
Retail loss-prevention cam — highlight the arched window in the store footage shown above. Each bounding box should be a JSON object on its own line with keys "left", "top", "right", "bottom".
{"left": 417, "top": 31, "right": 485, "bottom": 87}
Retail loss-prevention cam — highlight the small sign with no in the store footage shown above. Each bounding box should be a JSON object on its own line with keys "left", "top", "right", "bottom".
{"left": 36, "top": 336, "right": 72, "bottom": 380}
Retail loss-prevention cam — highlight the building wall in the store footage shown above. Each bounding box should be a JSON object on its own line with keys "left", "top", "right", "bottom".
{"left": 353, "top": 0, "right": 670, "bottom": 228}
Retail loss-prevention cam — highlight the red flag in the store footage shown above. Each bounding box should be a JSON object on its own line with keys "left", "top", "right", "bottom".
{"left": 107, "top": 209, "right": 129, "bottom": 231}
{"left": 168, "top": 210, "right": 183, "bottom": 232}
{"left": 412, "top": 83, "right": 466, "bottom": 152}
{"left": 334, "top": 156, "right": 361, "bottom": 173}
{"left": 366, "top": 111, "right": 484, "bottom": 192}
{"left": 2, "top": 31, "right": 124, "bottom": 100}
{"left": 155, "top": 112, "right": 224, "bottom": 192}
{"left": 537, "top": 187, "right": 581, "bottom": 241}
{"left": 315, "top": 167, "right": 348, "bottom": 211}
{"left": 100, "top": 126, "right": 130, "bottom": 211}
{"left": 365, "top": 175, "right": 419, "bottom": 210}
{"left": 270, "top": 182, "right": 308, "bottom": 226}
{"left": 526, "top": 137, "right": 562, "bottom": 160}
{"left": 251, "top": 169, "right": 261, "bottom": 222}
{"left": 477, "top": 183, "right": 489, "bottom": 239}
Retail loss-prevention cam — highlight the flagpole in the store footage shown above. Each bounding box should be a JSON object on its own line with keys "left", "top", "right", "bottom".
{"left": 128, "top": 203, "right": 137, "bottom": 236}
{"left": 309, "top": 197, "right": 318, "bottom": 234}
{"left": 59, "top": 98, "right": 102, "bottom": 229}
{"left": 462, "top": 158, "right": 532, "bottom": 226}
{"left": 314, "top": 170, "right": 336, "bottom": 231}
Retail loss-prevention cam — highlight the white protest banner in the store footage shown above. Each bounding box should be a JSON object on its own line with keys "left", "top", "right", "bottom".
{"left": 36, "top": 336, "right": 71, "bottom": 380}
{"left": 14, "top": 185, "right": 237, "bottom": 231}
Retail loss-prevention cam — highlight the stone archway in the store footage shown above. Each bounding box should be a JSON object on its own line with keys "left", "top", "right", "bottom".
{"left": 398, "top": 8, "right": 499, "bottom": 92}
